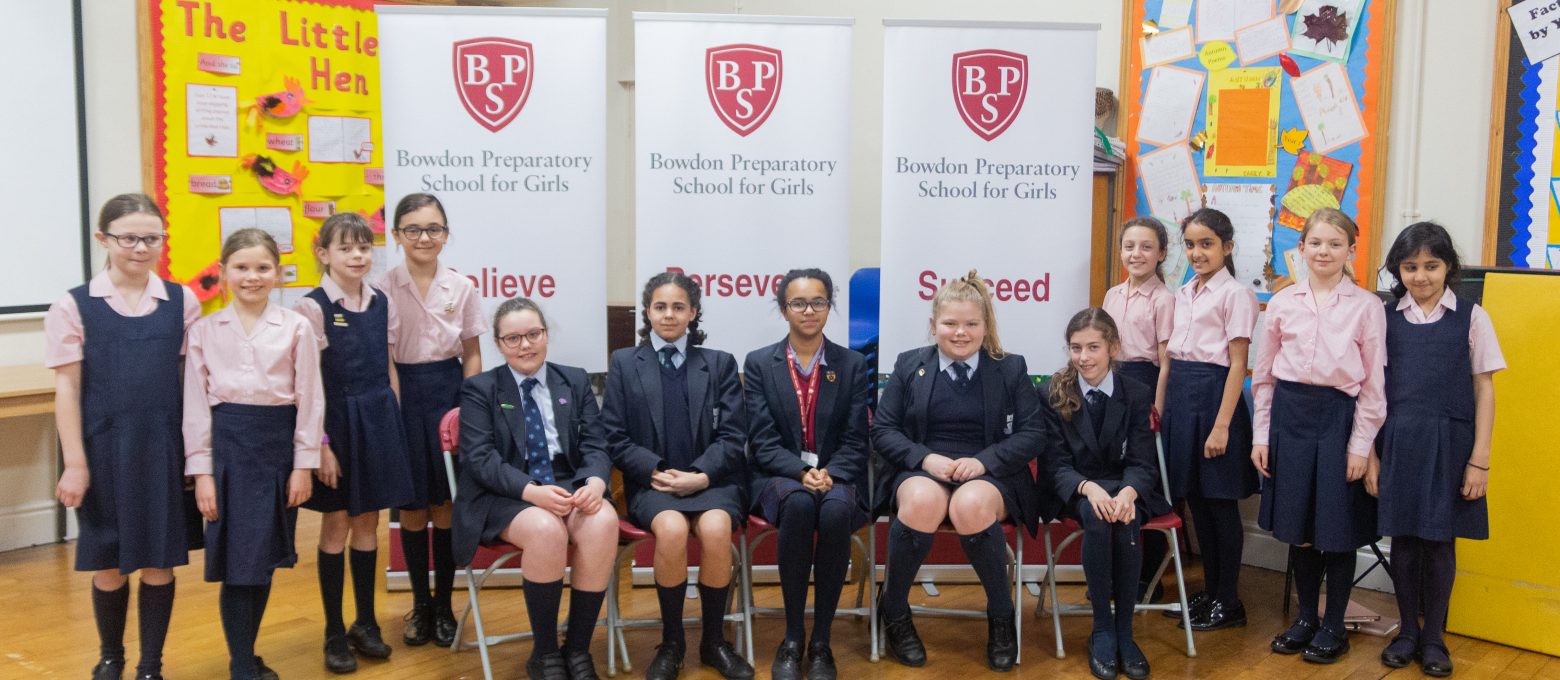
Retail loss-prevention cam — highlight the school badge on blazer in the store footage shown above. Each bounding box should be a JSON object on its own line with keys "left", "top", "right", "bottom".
{"left": 452, "top": 37, "right": 534, "bottom": 133}
{"left": 706, "top": 44, "right": 782, "bottom": 137}
{"left": 952, "top": 49, "right": 1028, "bottom": 141}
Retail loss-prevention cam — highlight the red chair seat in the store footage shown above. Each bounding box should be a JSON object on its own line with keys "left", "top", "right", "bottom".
{"left": 935, "top": 520, "right": 1018, "bottom": 537}
{"left": 1056, "top": 512, "right": 1180, "bottom": 532}
{"left": 617, "top": 518, "right": 650, "bottom": 543}
{"left": 747, "top": 516, "right": 775, "bottom": 533}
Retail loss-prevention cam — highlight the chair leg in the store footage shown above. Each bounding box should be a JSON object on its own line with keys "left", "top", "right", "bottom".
{"left": 1014, "top": 531, "right": 1024, "bottom": 666}
{"left": 463, "top": 564, "right": 495, "bottom": 680}
{"left": 1167, "top": 528, "right": 1197, "bottom": 658}
{"left": 606, "top": 566, "right": 619, "bottom": 678}
{"left": 868, "top": 520, "right": 879, "bottom": 663}
{"left": 739, "top": 536, "right": 754, "bottom": 661}
{"left": 1043, "top": 528, "right": 1064, "bottom": 659}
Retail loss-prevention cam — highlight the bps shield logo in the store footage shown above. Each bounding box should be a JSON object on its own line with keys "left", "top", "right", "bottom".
{"left": 952, "top": 49, "right": 1028, "bottom": 141}
{"left": 452, "top": 38, "right": 533, "bottom": 133}
{"left": 706, "top": 44, "right": 782, "bottom": 137}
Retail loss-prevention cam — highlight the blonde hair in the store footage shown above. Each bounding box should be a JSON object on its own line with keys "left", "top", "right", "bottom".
{"left": 931, "top": 269, "right": 1006, "bottom": 359}
{"left": 1300, "top": 207, "right": 1358, "bottom": 277}
{"left": 220, "top": 227, "right": 280, "bottom": 265}
{"left": 1048, "top": 308, "right": 1121, "bottom": 421}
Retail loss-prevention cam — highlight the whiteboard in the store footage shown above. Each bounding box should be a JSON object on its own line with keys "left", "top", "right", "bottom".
{"left": 0, "top": 0, "right": 88, "bottom": 314}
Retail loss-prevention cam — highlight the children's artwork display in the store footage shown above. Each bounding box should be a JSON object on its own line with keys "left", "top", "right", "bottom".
{"left": 1486, "top": 0, "right": 1560, "bottom": 269}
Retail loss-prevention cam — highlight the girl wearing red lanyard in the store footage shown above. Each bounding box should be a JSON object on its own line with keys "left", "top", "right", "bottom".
{"left": 744, "top": 269, "right": 872, "bottom": 680}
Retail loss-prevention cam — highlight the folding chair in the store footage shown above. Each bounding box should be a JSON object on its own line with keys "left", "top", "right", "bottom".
{"left": 1036, "top": 426, "right": 1198, "bottom": 659}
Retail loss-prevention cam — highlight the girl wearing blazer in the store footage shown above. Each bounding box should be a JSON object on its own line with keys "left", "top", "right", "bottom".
{"left": 744, "top": 269, "right": 872, "bottom": 680}
{"left": 453, "top": 297, "right": 618, "bottom": 680}
{"left": 603, "top": 272, "right": 753, "bottom": 680}
{"left": 872, "top": 271, "right": 1044, "bottom": 672}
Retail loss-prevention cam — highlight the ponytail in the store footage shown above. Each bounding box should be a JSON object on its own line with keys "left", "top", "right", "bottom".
{"left": 931, "top": 269, "right": 1006, "bottom": 359}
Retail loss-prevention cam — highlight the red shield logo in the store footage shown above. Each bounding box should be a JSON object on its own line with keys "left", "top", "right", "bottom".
{"left": 705, "top": 44, "right": 782, "bottom": 137}
{"left": 452, "top": 38, "right": 533, "bottom": 133}
{"left": 952, "top": 49, "right": 1028, "bottom": 141}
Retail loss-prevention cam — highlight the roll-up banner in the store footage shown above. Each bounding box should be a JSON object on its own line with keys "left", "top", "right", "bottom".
{"left": 377, "top": 6, "right": 607, "bottom": 371}
{"left": 635, "top": 14, "right": 853, "bottom": 356}
{"left": 879, "top": 20, "right": 1098, "bottom": 371}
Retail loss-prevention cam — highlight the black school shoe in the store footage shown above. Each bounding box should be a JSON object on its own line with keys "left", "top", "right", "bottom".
{"left": 403, "top": 603, "right": 434, "bottom": 646}
{"left": 1187, "top": 600, "right": 1247, "bottom": 631}
{"left": 1270, "top": 619, "right": 1318, "bottom": 654}
{"left": 563, "top": 649, "right": 600, "bottom": 680}
{"left": 1300, "top": 625, "right": 1349, "bottom": 664}
{"left": 804, "top": 642, "right": 836, "bottom": 680}
{"left": 92, "top": 658, "right": 125, "bottom": 680}
{"left": 1380, "top": 634, "right": 1416, "bottom": 668}
{"left": 879, "top": 608, "right": 927, "bottom": 667}
{"left": 987, "top": 616, "right": 1017, "bottom": 671}
{"left": 644, "top": 641, "right": 684, "bottom": 680}
{"left": 1088, "top": 632, "right": 1119, "bottom": 680}
{"left": 346, "top": 621, "right": 393, "bottom": 659}
{"left": 324, "top": 634, "right": 357, "bottom": 674}
{"left": 526, "top": 651, "right": 569, "bottom": 680}
{"left": 1162, "top": 591, "right": 1211, "bottom": 619}
{"left": 1418, "top": 643, "right": 1453, "bottom": 677}
{"left": 256, "top": 656, "right": 280, "bottom": 680}
{"left": 771, "top": 640, "right": 804, "bottom": 680}
{"left": 699, "top": 640, "right": 755, "bottom": 680}
{"left": 432, "top": 604, "right": 458, "bottom": 648}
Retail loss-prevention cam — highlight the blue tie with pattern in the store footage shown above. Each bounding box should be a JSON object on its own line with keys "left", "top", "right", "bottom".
{"left": 951, "top": 361, "right": 971, "bottom": 388}
{"left": 520, "top": 377, "right": 554, "bottom": 485}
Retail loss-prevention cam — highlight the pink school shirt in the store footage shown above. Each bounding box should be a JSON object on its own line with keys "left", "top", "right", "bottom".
{"left": 1102, "top": 276, "right": 1175, "bottom": 365}
{"left": 293, "top": 275, "right": 400, "bottom": 350}
{"left": 44, "top": 272, "right": 202, "bottom": 368}
{"left": 182, "top": 304, "right": 324, "bottom": 475}
{"left": 1396, "top": 288, "right": 1507, "bottom": 375}
{"left": 381, "top": 264, "right": 486, "bottom": 364}
{"left": 1167, "top": 268, "right": 1259, "bottom": 367}
{"left": 1251, "top": 278, "right": 1387, "bottom": 457}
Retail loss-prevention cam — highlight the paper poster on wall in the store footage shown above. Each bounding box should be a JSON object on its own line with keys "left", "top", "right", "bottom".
{"left": 1159, "top": 0, "right": 1195, "bottom": 30}
{"left": 1137, "top": 143, "right": 1201, "bottom": 223}
{"left": 1137, "top": 65, "right": 1204, "bottom": 147}
{"left": 1203, "top": 183, "right": 1275, "bottom": 293}
{"left": 308, "top": 116, "right": 373, "bottom": 164}
{"left": 186, "top": 84, "right": 237, "bottom": 158}
{"left": 1289, "top": 0, "right": 1362, "bottom": 64}
{"left": 1277, "top": 149, "right": 1353, "bottom": 230}
{"left": 1196, "top": 0, "right": 1275, "bottom": 43}
{"left": 1205, "top": 67, "right": 1280, "bottom": 177}
{"left": 219, "top": 206, "right": 295, "bottom": 253}
{"left": 1142, "top": 27, "right": 1195, "bottom": 68}
{"left": 1235, "top": 15, "right": 1292, "bottom": 65}
{"left": 1291, "top": 61, "right": 1367, "bottom": 154}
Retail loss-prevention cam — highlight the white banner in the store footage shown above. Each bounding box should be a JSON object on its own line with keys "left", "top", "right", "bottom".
{"left": 880, "top": 20, "right": 1098, "bottom": 371}
{"left": 635, "top": 14, "right": 852, "bottom": 356}
{"left": 377, "top": 7, "right": 607, "bottom": 371}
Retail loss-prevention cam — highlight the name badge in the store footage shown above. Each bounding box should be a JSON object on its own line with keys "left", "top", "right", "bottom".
{"left": 800, "top": 451, "right": 820, "bottom": 467}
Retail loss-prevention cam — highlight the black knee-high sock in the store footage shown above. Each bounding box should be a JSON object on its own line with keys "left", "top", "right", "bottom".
{"left": 1389, "top": 536, "right": 1424, "bottom": 640}
{"left": 136, "top": 580, "right": 176, "bottom": 675}
{"left": 349, "top": 548, "right": 379, "bottom": 626}
{"left": 523, "top": 579, "right": 563, "bottom": 656}
{"left": 220, "top": 584, "right": 259, "bottom": 676}
{"left": 959, "top": 521, "right": 1014, "bottom": 617}
{"left": 1113, "top": 521, "right": 1142, "bottom": 638}
{"left": 319, "top": 549, "right": 347, "bottom": 638}
{"left": 656, "top": 582, "right": 687, "bottom": 646}
{"left": 92, "top": 581, "right": 130, "bottom": 663}
{"left": 776, "top": 492, "right": 819, "bottom": 644}
{"left": 1292, "top": 546, "right": 1324, "bottom": 625}
{"left": 882, "top": 518, "right": 934, "bottom": 619}
{"left": 1322, "top": 551, "right": 1356, "bottom": 631}
{"left": 1420, "top": 539, "right": 1457, "bottom": 648}
{"left": 698, "top": 582, "right": 730, "bottom": 646}
{"left": 1207, "top": 499, "right": 1245, "bottom": 605}
{"left": 564, "top": 589, "right": 607, "bottom": 654}
{"left": 1184, "top": 495, "right": 1221, "bottom": 600}
{"left": 401, "top": 527, "right": 431, "bottom": 607}
{"left": 810, "top": 500, "right": 855, "bottom": 646}
{"left": 1078, "top": 512, "right": 1116, "bottom": 636}
{"left": 432, "top": 527, "right": 456, "bottom": 612}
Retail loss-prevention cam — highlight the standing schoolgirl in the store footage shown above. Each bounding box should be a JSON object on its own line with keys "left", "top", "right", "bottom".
{"left": 1160, "top": 208, "right": 1259, "bottom": 631}
{"left": 1251, "top": 208, "right": 1386, "bottom": 663}
{"left": 743, "top": 269, "right": 872, "bottom": 680}
{"left": 294, "top": 213, "right": 416, "bottom": 673}
{"left": 1367, "top": 222, "right": 1504, "bottom": 678}
{"left": 453, "top": 297, "right": 619, "bottom": 680}
{"left": 46, "top": 194, "right": 201, "bottom": 680}
{"left": 381, "top": 193, "right": 485, "bottom": 648}
{"left": 603, "top": 272, "right": 753, "bottom": 680}
{"left": 184, "top": 228, "right": 322, "bottom": 680}
{"left": 1040, "top": 308, "right": 1169, "bottom": 680}
{"left": 872, "top": 271, "right": 1044, "bottom": 672}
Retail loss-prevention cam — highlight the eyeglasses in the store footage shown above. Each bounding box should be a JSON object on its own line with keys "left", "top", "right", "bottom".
{"left": 785, "top": 298, "right": 830, "bottom": 313}
{"left": 103, "top": 233, "right": 167, "bottom": 248}
{"left": 397, "top": 225, "right": 448, "bottom": 240}
{"left": 497, "top": 328, "right": 547, "bottom": 348}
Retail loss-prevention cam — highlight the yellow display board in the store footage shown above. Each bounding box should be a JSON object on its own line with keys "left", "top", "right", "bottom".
{"left": 142, "top": 0, "right": 383, "bottom": 307}
{"left": 1449, "top": 271, "right": 1560, "bottom": 656}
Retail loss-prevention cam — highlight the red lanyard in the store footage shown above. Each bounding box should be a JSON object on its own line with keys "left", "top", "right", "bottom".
{"left": 785, "top": 344, "right": 822, "bottom": 452}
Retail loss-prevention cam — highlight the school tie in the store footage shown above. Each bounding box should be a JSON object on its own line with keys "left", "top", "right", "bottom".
{"left": 1086, "top": 388, "right": 1107, "bottom": 439}
{"left": 520, "top": 378, "right": 555, "bottom": 485}
{"left": 951, "top": 361, "right": 971, "bottom": 389}
{"left": 659, "top": 345, "right": 679, "bottom": 370}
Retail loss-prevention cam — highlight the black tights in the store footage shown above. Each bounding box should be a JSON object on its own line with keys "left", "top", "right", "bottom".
{"left": 1390, "top": 536, "right": 1457, "bottom": 647}
{"left": 219, "top": 582, "right": 273, "bottom": 679}
{"left": 1291, "top": 546, "right": 1357, "bottom": 631}
{"left": 1184, "top": 494, "right": 1244, "bottom": 606}
{"left": 775, "top": 491, "right": 856, "bottom": 645}
{"left": 1076, "top": 499, "right": 1142, "bottom": 641}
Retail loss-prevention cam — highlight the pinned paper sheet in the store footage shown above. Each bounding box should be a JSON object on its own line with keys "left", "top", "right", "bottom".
{"left": 1290, "top": 61, "right": 1367, "bottom": 154}
{"left": 1235, "top": 15, "right": 1292, "bottom": 65}
{"left": 1143, "top": 27, "right": 1195, "bottom": 68}
{"left": 1284, "top": 247, "right": 1308, "bottom": 283}
{"left": 1136, "top": 143, "right": 1201, "bottom": 223}
{"left": 1289, "top": 0, "right": 1362, "bottom": 63}
{"left": 1159, "top": 0, "right": 1195, "bottom": 30}
{"left": 1196, "top": 0, "right": 1277, "bottom": 43}
{"left": 219, "top": 206, "right": 295, "bottom": 253}
{"left": 308, "top": 115, "right": 374, "bottom": 164}
{"left": 1510, "top": 1, "right": 1560, "bottom": 65}
{"left": 1203, "top": 183, "right": 1276, "bottom": 293}
{"left": 1277, "top": 150, "right": 1353, "bottom": 230}
{"left": 1206, "top": 67, "right": 1281, "bottom": 177}
{"left": 1137, "top": 65, "right": 1205, "bottom": 147}
{"left": 186, "top": 84, "right": 237, "bottom": 158}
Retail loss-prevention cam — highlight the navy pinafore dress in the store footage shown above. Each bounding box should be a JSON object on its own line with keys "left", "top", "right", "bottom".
{"left": 1377, "top": 297, "right": 1486, "bottom": 541}
{"left": 71, "top": 281, "right": 192, "bottom": 573}
{"left": 302, "top": 288, "right": 415, "bottom": 515}
{"left": 396, "top": 357, "right": 464, "bottom": 509}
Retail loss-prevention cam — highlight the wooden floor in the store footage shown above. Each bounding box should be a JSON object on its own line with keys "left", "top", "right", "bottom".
{"left": 2, "top": 513, "right": 1554, "bottom": 680}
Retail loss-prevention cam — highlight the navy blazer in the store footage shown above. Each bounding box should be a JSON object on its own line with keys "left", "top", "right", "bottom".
{"left": 872, "top": 346, "right": 1047, "bottom": 532}
{"left": 453, "top": 362, "right": 610, "bottom": 564}
{"left": 1038, "top": 373, "right": 1171, "bottom": 519}
{"left": 743, "top": 337, "right": 874, "bottom": 514}
{"left": 602, "top": 343, "right": 748, "bottom": 494}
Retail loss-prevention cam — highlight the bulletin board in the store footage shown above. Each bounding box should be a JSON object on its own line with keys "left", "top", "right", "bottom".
{"left": 1119, "top": 0, "right": 1396, "bottom": 299}
{"left": 1484, "top": 0, "right": 1560, "bottom": 270}
{"left": 139, "top": 0, "right": 385, "bottom": 310}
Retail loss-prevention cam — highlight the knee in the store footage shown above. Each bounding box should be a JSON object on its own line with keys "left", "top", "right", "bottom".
{"left": 896, "top": 480, "right": 947, "bottom": 520}
{"left": 696, "top": 511, "right": 733, "bottom": 543}
{"left": 948, "top": 487, "right": 998, "bottom": 531}
{"left": 779, "top": 492, "right": 818, "bottom": 524}
{"left": 652, "top": 513, "right": 690, "bottom": 547}
{"left": 514, "top": 511, "right": 568, "bottom": 550}
{"left": 816, "top": 501, "right": 853, "bottom": 537}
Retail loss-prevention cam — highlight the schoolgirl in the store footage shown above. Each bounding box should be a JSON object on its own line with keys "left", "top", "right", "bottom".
{"left": 184, "top": 228, "right": 322, "bottom": 680}
{"left": 602, "top": 272, "right": 753, "bottom": 680}
{"left": 743, "top": 269, "right": 872, "bottom": 680}
{"left": 381, "top": 193, "right": 485, "bottom": 647}
{"left": 1251, "top": 208, "right": 1386, "bottom": 663}
{"left": 872, "top": 271, "right": 1045, "bottom": 671}
{"left": 46, "top": 194, "right": 202, "bottom": 680}
{"left": 294, "top": 212, "right": 416, "bottom": 673}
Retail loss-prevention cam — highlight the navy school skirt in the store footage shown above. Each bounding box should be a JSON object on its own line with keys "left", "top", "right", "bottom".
{"left": 204, "top": 403, "right": 299, "bottom": 585}
{"left": 755, "top": 477, "right": 870, "bottom": 532}
{"left": 396, "top": 358, "right": 464, "bottom": 510}
{"left": 1116, "top": 360, "right": 1160, "bottom": 393}
{"left": 476, "top": 475, "right": 579, "bottom": 548}
{"left": 75, "top": 407, "right": 195, "bottom": 573}
{"left": 1160, "top": 360, "right": 1258, "bottom": 501}
{"left": 1377, "top": 411, "right": 1486, "bottom": 541}
{"left": 626, "top": 483, "right": 746, "bottom": 531}
{"left": 1257, "top": 381, "right": 1378, "bottom": 551}
{"left": 889, "top": 469, "right": 1031, "bottom": 533}
{"left": 305, "top": 384, "right": 416, "bottom": 516}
